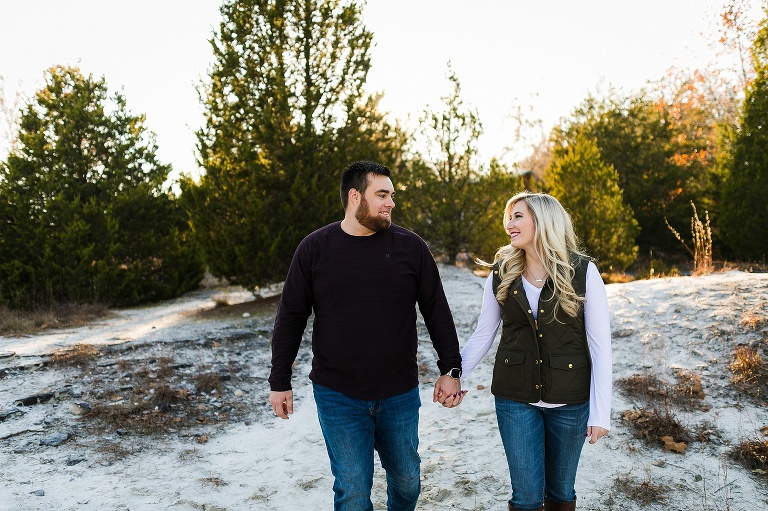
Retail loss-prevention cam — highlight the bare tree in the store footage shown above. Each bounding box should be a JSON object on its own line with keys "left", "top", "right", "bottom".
{"left": 712, "top": 0, "right": 760, "bottom": 90}
{"left": 0, "top": 75, "right": 22, "bottom": 158}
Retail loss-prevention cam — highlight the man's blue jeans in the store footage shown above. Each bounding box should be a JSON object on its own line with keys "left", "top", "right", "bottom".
{"left": 313, "top": 383, "right": 421, "bottom": 511}
{"left": 495, "top": 397, "right": 589, "bottom": 510}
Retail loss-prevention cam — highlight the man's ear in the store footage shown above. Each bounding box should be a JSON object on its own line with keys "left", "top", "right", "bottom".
{"left": 348, "top": 188, "right": 360, "bottom": 206}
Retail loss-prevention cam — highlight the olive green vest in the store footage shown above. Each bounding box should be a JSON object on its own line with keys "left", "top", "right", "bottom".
{"left": 490, "top": 254, "right": 591, "bottom": 404}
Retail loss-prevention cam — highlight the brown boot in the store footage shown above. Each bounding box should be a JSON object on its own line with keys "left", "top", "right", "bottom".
{"left": 508, "top": 504, "right": 543, "bottom": 511}
{"left": 544, "top": 497, "right": 576, "bottom": 510}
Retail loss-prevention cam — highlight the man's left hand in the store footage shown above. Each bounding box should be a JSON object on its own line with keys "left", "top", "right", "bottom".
{"left": 433, "top": 374, "right": 466, "bottom": 408}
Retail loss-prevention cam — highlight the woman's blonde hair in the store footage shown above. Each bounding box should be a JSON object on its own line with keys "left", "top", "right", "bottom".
{"left": 491, "top": 192, "right": 587, "bottom": 318}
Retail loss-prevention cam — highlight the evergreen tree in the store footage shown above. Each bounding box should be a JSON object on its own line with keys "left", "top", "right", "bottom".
{"left": 720, "top": 5, "right": 768, "bottom": 261}
{"left": 182, "top": 0, "right": 401, "bottom": 288}
{"left": 547, "top": 136, "right": 639, "bottom": 271}
{"left": 0, "top": 66, "right": 203, "bottom": 308}
{"left": 397, "top": 69, "right": 523, "bottom": 263}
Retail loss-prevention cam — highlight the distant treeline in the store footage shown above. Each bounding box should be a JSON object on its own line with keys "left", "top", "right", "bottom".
{"left": 1, "top": 0, "right": 766, "bottom": 309}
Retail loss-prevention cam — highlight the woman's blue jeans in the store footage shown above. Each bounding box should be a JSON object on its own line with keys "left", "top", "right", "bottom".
{"left": 313, "top": 383, "right": 421, "bottom": 511}
{"left": 495, "top": 397, "right": 589, "bottom": 510}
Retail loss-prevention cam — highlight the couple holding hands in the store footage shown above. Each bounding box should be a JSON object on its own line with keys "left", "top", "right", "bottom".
{"left": 269, "top": 160, "right": 611, "bottom": 511}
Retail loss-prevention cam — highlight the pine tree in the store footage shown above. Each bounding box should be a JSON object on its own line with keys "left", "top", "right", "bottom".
{"left": 182, "top": 0, "right": 401, "bottom": 288}
{"left": 0, "top": 66, "right": 203, "bottom": 308}
{"left": 547, "top": 136, "right": 639, "bottom": 271}
{"left": 720, "top": 5, "right": 768, "bottom": 261}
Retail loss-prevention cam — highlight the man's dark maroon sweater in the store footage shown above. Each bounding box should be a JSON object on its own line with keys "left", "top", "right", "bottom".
{"left": 268, "top": 222, "right": 461, "bottom": 400}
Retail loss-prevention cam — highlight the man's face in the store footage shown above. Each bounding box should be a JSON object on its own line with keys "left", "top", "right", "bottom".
{"left": 354, "top": 174, "right": 395, "bottom": 232}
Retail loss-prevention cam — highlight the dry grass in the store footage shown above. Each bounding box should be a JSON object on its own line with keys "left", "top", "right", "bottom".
{"left": 616, "top": 373, "right": 669, "bottom": 402}
{"left": 731, "top": 439, "right": 768, "bottom": 483}
{"left": 730, "top": 345, "right": 763, "bottom": 384}
{"left": 665, "top": 201, "right": 713, "bottom": 276}
{"left": 199, "top": 476, "right": 227, "bottom": 487}
{"left": 622, "top": 408, "right": 693, "bottom": 450}
{"left": 604, "top": 272, "right": 635, "bottom": 284}
{"left": 672, "top": 369, "right": 707, "bottom": 407}
{"left": 617, "top": 371, "right": 705, "bottom": 408}
{"left": 195, "top": 372, "right": 224, "bottom": 395}
{"left": 0, "top": 304, "right": 111, "bottom": 336}
{"left": 729, "top": 345, "right": 768, "bottom": 402}
{"left": 740, "top": 309, "right": 767, "bottom": 330}
{"left": 156, "top": 357, "right": 176, "bottom": 379}
{"left": 95, "top": 441, "right": 143, "bottom": 464}
{"left": 80, "top": 350, "right": 233, "bottom": 438}
{"left": 86, "top": 402, "right": 194, "bottom": 435}
{"left": 49, "top": 343, "right": 99, "bottom": 367}
{"left": 612, "top": 473, "right": 670, "bottom": 505}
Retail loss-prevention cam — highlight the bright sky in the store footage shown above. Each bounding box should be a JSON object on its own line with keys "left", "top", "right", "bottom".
{"left": 0, "top": 0, "right": 758, "bottom": 179}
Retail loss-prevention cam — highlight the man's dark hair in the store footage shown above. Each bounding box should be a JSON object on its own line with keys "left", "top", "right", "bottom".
{"left": 339, "top": 160, "right": 392, "bottom": 209}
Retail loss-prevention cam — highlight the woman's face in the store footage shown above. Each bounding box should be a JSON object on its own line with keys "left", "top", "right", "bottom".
{"left": 506, "top": 200, "right": 536, "bottom": 252}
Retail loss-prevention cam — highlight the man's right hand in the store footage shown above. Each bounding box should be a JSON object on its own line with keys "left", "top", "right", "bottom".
{"left": 269, "top": 390, "right": 294, "bottom": 419}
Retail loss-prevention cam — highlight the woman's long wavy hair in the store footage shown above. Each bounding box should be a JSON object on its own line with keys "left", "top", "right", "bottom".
{"left": 490, "top": 192, "right": 587, "bottom": 318}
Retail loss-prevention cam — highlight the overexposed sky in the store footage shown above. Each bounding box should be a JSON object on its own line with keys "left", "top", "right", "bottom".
{"left": 0, "top": 0, "right": 758, "bottom": 179}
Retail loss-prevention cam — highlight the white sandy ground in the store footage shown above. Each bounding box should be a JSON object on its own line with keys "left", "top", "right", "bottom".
{"left": 1, "top": 265, "right": 768, "bottom": 510}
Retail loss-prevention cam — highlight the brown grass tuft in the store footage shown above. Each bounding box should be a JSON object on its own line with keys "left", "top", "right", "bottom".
{"left": 156, "top": 357, "right": 176, "bottom": 379}
{"left": 195, "top": 372, "right": 224, "bottom": 395}
{"left": 151, "top": 384, "right": 188, "bottom": 407}
{"left": 729, "top": 345, "right": 767, "bottom": 401}
{"left": 49, "top": 343, "right": 99, "bottom": 367}
{"left": 672, "top": 369, "right": 707, "bottom": 407}
{"left": 622, "top": 408, "right": 693, "bottom": 449}
{"left": 86, "top": 402, "right": 193, "bottom": 435}
{"left": 612, "top": 473, "right": 670, "bottom": 505}
{"left": 616, "top": 371, "right": 705, "bottom": 409}
{"left": 740, "top": 309, "right": 767, "bottom": 330}
{"left": 731, "top": 439, "right": 768, "bottom": 483}
{"left": 616, "top": 374, "right": 669, "bottom": 402}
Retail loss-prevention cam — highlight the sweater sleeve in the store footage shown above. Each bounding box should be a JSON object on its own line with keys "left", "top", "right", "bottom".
{"left": 459, "top": 274, "right": 502, "bottom": 379}
{"left": 416, "top": 242, "right": 462, "bottom": 374}
{"left": 585, "top": 261, "right": 612, "bottom": 430}
{"left": 268, "top": 238, "right": 314, "bottom": 392}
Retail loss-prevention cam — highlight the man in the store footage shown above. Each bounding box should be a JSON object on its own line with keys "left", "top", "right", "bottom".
{"left": 269, "top": 160, "right": 465, "bottom": 511}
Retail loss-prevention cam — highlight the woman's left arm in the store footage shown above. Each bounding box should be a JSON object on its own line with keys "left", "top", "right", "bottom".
{"left": 584, "top": 262, "right": 612, "bottom": 437}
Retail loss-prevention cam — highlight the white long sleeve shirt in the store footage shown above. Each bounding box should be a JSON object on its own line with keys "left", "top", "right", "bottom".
{"left": 460, "top": 261, "right": 612, "bottom": 430}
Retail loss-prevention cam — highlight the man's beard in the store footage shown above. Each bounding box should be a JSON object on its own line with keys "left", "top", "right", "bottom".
{"left": 355, "top": 196, "right": 391, "bottom": 232}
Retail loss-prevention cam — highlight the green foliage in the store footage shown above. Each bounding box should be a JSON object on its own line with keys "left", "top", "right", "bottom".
{"left": 183, "top": 0, "right": 402, "bottom": 288}
{"left": 553, "top": 89, "right": 723, "bottom": 257}
{"left": 396, "top": 70, "right": 524, "bottom": 263}
{"left": 0, "top": 66, "right": 203, "bottom": 308}
{"left": 720, "top": 5, "right": 768, "bottom": 261}
{"left": 547, "top": 136, "right": 639, "bottom": 271}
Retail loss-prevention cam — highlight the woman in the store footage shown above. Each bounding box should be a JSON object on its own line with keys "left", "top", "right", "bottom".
{"left": 461, "top": 192, "right": 612, "bottom": 511}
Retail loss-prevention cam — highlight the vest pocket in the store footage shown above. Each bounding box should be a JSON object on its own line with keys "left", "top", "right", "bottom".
{"left": 492, "top": 349, "right": 526, "bottom": 393}
{"left": 547, "top": 354, "right": 590, "bottom": 396}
